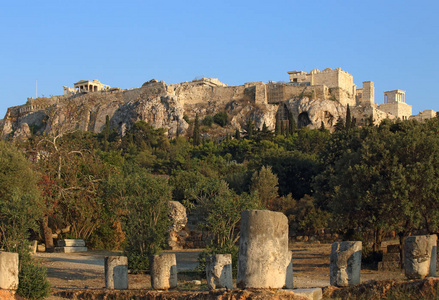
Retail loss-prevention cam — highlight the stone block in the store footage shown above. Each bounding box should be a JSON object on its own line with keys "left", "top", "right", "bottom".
{"left": 30, "top": 240, "right": 38, "bottom": 254}
{"left": 330, "top": 241, "right": 362, "bottom": 287}
{"left": 105, "top": 256, "right": 128, "bottom": 289}
{"left": 382, "top": 252, "right": 400, "bottom": 262}
{"left": 57, "top": 239, "right": 86, "bottom": 247}
{"left": 285, "top": 251, "right": 294, "bottom": 289}
{"left": 54, "top": 246, "right": 88, "bottom": 253}
{"left": 404, "top": 235, "right": 437, "bottom": 279}
{"left": 206, "top": 254, "right": 233, "bottom": 290}
{"left": 290, "top": 288, "right": 323, "bottom": 300}
{"left": 378, "top": 261, "right": 401, "bottom": 271}
{"left": 237, "top": 210, "right": 289, "bottom": 289}
{"left": 0, "top": 252, "right": 19, "bottom": 290}
{"left": 37, "top": 243, "right": 46, "bottom": 252}
{"left": 387, "top": 244, "right": 400, "bottom": 253}
{"left": 150, "top": 254, "right": 177, "bottom": 290}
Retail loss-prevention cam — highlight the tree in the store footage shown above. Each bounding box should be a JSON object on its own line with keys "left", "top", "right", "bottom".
{"left": 33, "top": 132, "right": 115, "bottom": 251}
{"left": 0, "top": 141, "right": 50, "bottom": 299}
{"left": 288, "top": 112, "right": 296, "bottom": 134}
{"left": 275, "top": 120, "right": 281, "bottom": 136}
{"left": 213, "top": 111, "right": 228, "bottom": 127}
{"left": 245, "top": 119, "right": 254, "bottom": 139}
{"left": 193, "top": 114, "right": 201, "bottom": 146}
{"left": 315, "top": 120, "right": 439, "bottom": 258}
{"left": 250, "top": 166, "right": 279, "bottom": 207}
{"left": 189, "top": 177, "right": 259, "bottom": 273}
{"left": 234, "top": 129, "right": 241, "bottom": 140}
{"left": 334, "top": 117, "right": 345, "bottom": 131}
{"left": 202, "top": 115, "right": 214, "bottom": 127}
{"left": 102, "top": 115, "right": 111, "bottom": 151}
{"left": 105, "top": 169, "right": 172, "bottom": 271}
{"left": 345, "top": 105, "right": 352, "bottom": 129}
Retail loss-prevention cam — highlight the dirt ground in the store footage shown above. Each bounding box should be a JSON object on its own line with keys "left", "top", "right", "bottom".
{"left": 34, "top": 242, "right": 406, "bottom": 300}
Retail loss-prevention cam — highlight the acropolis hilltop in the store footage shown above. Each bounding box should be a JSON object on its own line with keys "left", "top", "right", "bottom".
{"left": 0, "top": 68, "right": 435, "bottom": 141}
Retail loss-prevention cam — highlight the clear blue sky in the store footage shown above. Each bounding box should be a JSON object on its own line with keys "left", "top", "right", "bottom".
{"left": 1, "top": 0, "right": 438, "bottom": 119}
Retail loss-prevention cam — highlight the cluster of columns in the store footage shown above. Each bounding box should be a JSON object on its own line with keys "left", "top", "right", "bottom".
{"left": 105, "top": 211, "right": 438, "bottom": 292}
{"left": 2, "top": 210, "right": 437, "bottom": 295}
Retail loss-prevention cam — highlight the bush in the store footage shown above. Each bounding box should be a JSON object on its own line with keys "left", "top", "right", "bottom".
{"left": 202, "top": 115, "right": 214, "bottom": 127}
{"left": 105, "top": 169, "right": 172, "bottom": 272}
{"left": 17, "top": 251, "right": 51, "bottom": 300}
{"left": 213, "top": 111, "right": 228, "bottom": 127}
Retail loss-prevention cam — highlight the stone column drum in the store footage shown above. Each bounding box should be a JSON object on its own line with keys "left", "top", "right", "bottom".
{"left": 206, "top": 254, "right": 233, "bottom": 290}
{"left": 0, "top": 252, "right": 19, "bottom": 290}
{"left": 330, "top": 241, "right": 362, "bottom": 287}
{"left": 285, "top": 250, "right": 294, "bottom": 289}
{"left": 150, "top": 254, "right": 177, "bottom": 290}
{"left": 237, "top": 210, "right": 289, "bottom": 289}
{"left": 105, "top": 256, "right": 128, "bottom": 289}
{"left": 404, "top": 235, "right": 437, "bottom": 279}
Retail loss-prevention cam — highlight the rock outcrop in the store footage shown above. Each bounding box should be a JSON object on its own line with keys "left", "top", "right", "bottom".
{"left": 168, "top": 201, "right": 188, "bottom": 250}
{"left": 1, "top": 77, "right": 390, "bottom": 141}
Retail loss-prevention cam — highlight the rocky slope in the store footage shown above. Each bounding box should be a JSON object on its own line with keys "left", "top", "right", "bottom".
{"left": 1, "top": 78, "right": 385, "bottom": 141}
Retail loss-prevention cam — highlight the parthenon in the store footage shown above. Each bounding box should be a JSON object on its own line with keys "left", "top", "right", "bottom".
{"left": 63, "top": 79, "right": 110, "bottom": 95}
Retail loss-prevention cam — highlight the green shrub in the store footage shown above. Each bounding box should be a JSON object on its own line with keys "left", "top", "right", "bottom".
{"left": 213, "top": 111, "right": 228, "bottom": 127}
{"left": 104, "top": 169, "right": 171, "bottom": 272}
{"left": 202, "top": 115, "right": 214, "bottom": 127}
{"left": 17, "top": 251, "right": 51, "bottom": 300}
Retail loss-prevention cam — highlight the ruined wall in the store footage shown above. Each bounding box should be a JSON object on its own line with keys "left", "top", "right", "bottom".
{"left": 378, "top": 102, "right": 412, "bottom": 120}
{"left": 361, "top": 81, "right": 375, "bottom": 106}
{"left": 170, "top": 84, "right": 245, "bottom": 106}
{"left": 410, "top": 110, "right": 436, "bottom": 121}
{"left": 244, "top": 82, "right": 267, "bottom": 105}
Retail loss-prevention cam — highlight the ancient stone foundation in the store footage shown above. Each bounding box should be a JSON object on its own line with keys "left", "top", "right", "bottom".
{"left": 55, "top": 239, "right": 87, "bottom": 253}
{"left": 151, "top": 254, "right": 178, "bottom": 290}
{"left": 404, "top": 235, "right": 437, "bottom": 279}
{"left": 104, "top": 256, "right": 128, "bottom": 290}
{"left": 237, "top": 210, "right": 289, "bottom": 289}
{"left": 206, "top": 254, "right": 233, "bottom": 290}
{"left": 378, "top": 244, "right": 401, "bottom": 271}
{"left": 0, "top": 252, "right": 19, "bottom": 290}
{"left": 330, "top": 241, "right": 362, "bottom": 287}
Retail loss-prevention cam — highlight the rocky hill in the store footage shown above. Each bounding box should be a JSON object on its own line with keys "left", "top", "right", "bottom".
{"left": 0, "top": 77, "right": 387, "bottom": 141}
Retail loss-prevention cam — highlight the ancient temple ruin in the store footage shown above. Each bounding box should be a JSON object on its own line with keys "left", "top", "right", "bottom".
{"left": 63, "top": 79, "right": 110, "bottom": 95}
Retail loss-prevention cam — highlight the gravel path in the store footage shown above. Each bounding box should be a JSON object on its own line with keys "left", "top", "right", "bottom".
{"left": 34, "top": 243, "right": 406, "bottom": 299}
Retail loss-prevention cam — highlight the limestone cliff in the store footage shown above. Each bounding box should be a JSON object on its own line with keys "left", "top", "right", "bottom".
{"left": 0, "top": 78, "right": 390, "bottom": 141}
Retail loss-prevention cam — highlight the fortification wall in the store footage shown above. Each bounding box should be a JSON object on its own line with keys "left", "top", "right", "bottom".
{"left": 172, "top": 84, "right": 245, "bottom": 106}
{"left": 379, "top": 102, "right": 412, "bottom": 120}
{"left": 410, "top": 110, "right": 436, "bottom": 121}
{"left": 336, "top": 70, "right": 355, "bottom": 95}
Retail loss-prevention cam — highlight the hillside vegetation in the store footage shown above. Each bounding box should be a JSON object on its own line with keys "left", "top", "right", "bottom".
{"left": 3, "top": 115, "right": 439, "bottom": 297}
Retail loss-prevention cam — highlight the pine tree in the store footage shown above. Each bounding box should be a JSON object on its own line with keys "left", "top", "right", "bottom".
{"left": 275, "top": 120, "right": 281, "bottom": 136}
{"left": 280, "top": 120, "right": 285, "bottom": 136}
{"left": 262, "top": 122, "right": 268, "bottom": 134}
{"left": 334, "top": 117, "right": 345, "bottom": 131}
{"left": 288, "top": 112, "right": 296, "bottom": 134}
{"left": 246, "top": 119, "right": 254, "bottom": 139}
{"left": 320, "top": 121, "right": 325, "bottom": 131}
{"left": 234, "top": 129, "right": 241, "bottom": 140}
{"left": 345, "top": 105, "right": 351, "bottom": 129}
{"left": 192, "top": 114, "right": 201, "bottom": 145}
{"left": 103, "top": 115, "right": 110, "bottom": 152}
{"left": 366, "top": 115, "right": 374, "bottom": 127}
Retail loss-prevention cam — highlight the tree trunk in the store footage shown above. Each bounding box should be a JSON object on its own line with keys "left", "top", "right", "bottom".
{"left": 398, "top": 230, "right": 411, "bottom": 269}
{"left": 373, "top": 228, "right": 384, "bottom": 253}
{"left": 42, "top": 215, "right": 54, "bottom": 252}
